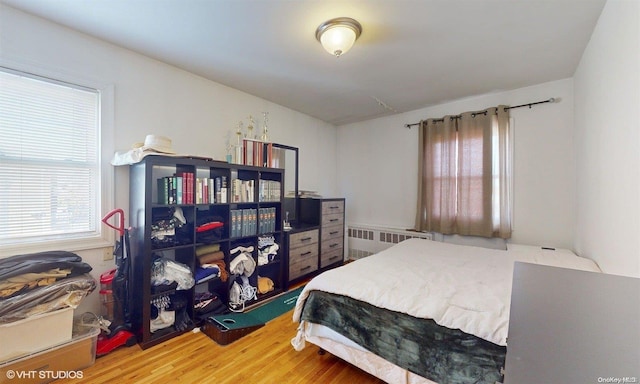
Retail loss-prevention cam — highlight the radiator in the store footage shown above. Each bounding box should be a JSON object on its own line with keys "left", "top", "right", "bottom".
{"left": 347, "top": 224, "right": 433, "bottom": 260}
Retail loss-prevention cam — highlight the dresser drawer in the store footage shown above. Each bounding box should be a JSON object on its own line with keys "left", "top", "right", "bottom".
{"left": 289, "top": 229, "right": 319, "bottom": 249}
{"left": 321, "top": 237, "right": 343, "bottom": 255}
{"left": 321, "top": 213, "right": 343, "bottom": 228}
{"left": 321, "top": 200, "right": 344, "bottom": 215}
{"left": 288, "top": 243, "right": 318, "bottom": 264}
{"left": 289, "top": 257, "right": 318, "bottom": 280}
{"left": 321, "top": 247, "right": 343, "bottom": 268}
{"left": 322, "top": 225, "right": 343, "bottom": 241}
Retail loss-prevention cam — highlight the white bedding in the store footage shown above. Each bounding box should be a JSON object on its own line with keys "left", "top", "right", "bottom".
{"left": 292, "top": 239, "right": 600, "bottom": 347}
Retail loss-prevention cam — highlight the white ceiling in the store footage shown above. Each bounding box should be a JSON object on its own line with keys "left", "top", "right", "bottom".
{"left": 2, "top": 0, "right": 606, "bottom": 126}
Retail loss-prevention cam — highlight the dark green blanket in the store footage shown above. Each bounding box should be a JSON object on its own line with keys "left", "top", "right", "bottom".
{"left": 301, "top": 291, "right": 505, "bottom": 384}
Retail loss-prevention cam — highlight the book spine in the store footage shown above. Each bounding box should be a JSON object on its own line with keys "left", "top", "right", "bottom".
{"left": 221, "top": 176, "right": 227, "bottom": 203}
{"left": 176, "top": 176, "right": 183, "bottom": 204}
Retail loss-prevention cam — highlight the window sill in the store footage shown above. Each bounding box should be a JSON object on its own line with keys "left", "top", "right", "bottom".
{"left": 0, "top": 235, "right": 114, "bottom": 259}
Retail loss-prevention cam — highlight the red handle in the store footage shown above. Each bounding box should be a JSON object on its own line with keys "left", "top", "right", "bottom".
{"left": 102, "top": 208, "right": 125, "bottom": 236}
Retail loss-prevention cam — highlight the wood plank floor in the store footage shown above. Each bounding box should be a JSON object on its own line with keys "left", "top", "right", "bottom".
{"left": 55, "top": 309, "right": 386, "bottom": 384}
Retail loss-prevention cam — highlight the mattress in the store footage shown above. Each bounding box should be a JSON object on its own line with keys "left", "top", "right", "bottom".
{"left": 292, "top": 239, "right": 601, "bottom": 383}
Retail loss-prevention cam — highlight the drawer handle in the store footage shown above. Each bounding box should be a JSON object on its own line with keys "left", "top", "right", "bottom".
{"left": 329, "top": 231, "right": 339, "bottom": 235}
{"left": 329, "top": 243, "right": 339, "bottom": 248}
{"left": 300, "top": 251, "right": 312, "bottom": 256}
{"left": 329, "top": 206, "right": 340, "bottom": 209}
{"left": 300, "top": 237, "right": 312, "bottom": 241}
{"left": 329, "top": 219, "right": 339, "bottom": 222}
{"left": 300, "top": 266, "right": 312, "bottom": 272}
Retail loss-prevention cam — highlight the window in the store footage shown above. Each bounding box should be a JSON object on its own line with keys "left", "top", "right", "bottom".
{"left": 0, "top": 67, "right": 112, "bottom": 254}
{"left": 415, "top": 107, "right": 512, "bottom": 238}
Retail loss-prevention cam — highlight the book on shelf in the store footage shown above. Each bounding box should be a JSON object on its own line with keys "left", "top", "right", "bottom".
{"left": 231, "top": 178, "right": 255, "bottom": 203}
{"left": 258, "top": 207, "right": 277, "bottom": 234}
{"left": 230, "top": 208, "right": 258, "bottom": 238}
{"left": 156, "top": 172, "right": 196, "bottom": 205}
{"left": 259, "top": 180, "right": 281, "bottom": 202}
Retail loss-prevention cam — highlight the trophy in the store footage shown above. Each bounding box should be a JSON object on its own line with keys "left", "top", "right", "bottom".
{"left": 283, "top": 211, "right": 292, "bottom": 231}
{"left": 234, "top": 122, "right": 243, "bottom": 164}
{"left": 225, "top": 131, "right": 233, "bottom": 163}
{"left": 261, "top": 112, "right": 269, "bottom": 142}
{"left": 248, "top": 115, "right": 256, "bottom": 139}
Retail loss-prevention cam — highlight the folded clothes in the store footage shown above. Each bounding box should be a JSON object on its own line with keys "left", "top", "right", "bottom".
{"left": 196, "top": 243, "right": 221, "bottom": 257}
{"left": 206, "top": 260, "right": 228, "bottom": 282}
{"left": 194, "top": 266, "right": 220, "bottom": 284}
{"left": 196, "top": 221, "right": 224, "bottom": 233}
{"left": 0, "top": 251, "right": 91, "bottom": 281}
{"left": 197, "top": 251, "right": 224, "bottom": 264}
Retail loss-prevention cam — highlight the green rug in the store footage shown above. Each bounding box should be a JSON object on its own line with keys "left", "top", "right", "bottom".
{"left": 248, "top": 285, "right": 305, "bottom": 324}
{"left": 205, "top": 286, "right": 305, "bottom": 345}
{"left": 208, "top": 286, "right": 304, "bottom": 329}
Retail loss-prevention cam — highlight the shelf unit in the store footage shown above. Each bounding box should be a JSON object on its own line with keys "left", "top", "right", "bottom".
{"left": 129, "top": 155, "right": 284, "bottom": 349}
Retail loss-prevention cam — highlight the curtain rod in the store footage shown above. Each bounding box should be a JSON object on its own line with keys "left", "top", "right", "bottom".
{"left": 404, "top": 97, "right": 556, "bottom": 129}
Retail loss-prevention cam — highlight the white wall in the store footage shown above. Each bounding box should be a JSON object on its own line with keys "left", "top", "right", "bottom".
{"left": 574, "top": 0, "right": 640, "bottom": 277}
{"left": 338, "top": 79, "right": 577, "bottom": 249}
{"left": 0, "top": 5, "right": 338, "bottom": 312}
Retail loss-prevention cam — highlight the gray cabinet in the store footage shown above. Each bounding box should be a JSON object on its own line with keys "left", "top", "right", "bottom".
{"left": 285, "top": 198, "right": 345, "bottom": 286}
{"left": 318, "top": 199, "right": 345, "bottom": 268}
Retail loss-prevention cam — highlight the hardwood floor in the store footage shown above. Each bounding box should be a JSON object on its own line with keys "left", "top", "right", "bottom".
{"left": 55, "top": 310, "right": 386, "bottom": 384}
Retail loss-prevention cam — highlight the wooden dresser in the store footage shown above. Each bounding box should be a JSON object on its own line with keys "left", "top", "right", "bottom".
{"left": 300, "top": 198, "right": 346, "bottom": 270}
{"left": 318, "top": 199, "right": 345, "bottom": 268}
{"left": 285, "top": 198, "right": 345, "bottom": 287}
{"left": 286, "top": 227, "right": 319, "bottom": 283}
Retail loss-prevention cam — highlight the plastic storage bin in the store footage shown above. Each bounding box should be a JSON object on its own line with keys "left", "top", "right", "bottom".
{"left": 0, "top": 325, "right": 100, "bottom": 384}
{"left": 0, "top": 307, "right": 73, "bottom": 362}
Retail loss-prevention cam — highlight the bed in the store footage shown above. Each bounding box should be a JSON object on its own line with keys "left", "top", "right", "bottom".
{"left": 291, "top": 238, "right": 601, "bottom": 384}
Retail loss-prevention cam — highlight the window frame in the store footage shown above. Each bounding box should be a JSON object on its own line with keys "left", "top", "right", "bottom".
{"left": 0, "top": 61, "right": 114, "bottom": 258}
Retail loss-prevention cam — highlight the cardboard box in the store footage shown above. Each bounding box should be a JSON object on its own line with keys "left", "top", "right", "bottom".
{"left": 0, "top": 308, "right": 73, "bottom": 362}
{"left": 0, "top": 327, "right": 99, "bottom": 384}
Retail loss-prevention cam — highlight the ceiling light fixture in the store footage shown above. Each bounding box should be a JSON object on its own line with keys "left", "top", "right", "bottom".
{"left": 315, "top": 17, "right": 362, "bottom": 57}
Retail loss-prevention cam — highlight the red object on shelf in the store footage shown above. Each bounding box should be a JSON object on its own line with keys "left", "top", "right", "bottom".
{"left": 196, "top": 221, "right": 224, "bottom": 232}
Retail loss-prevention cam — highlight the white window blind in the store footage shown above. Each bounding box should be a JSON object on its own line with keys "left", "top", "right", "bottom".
{"left": 0, "top": 68, "right": 101, "bottom": 246}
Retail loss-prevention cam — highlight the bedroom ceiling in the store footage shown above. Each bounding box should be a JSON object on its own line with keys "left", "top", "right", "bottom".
{"left": 2, "top": 0, "right": 606, "bottom": 126}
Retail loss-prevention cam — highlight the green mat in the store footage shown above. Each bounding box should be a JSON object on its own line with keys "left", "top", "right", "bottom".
{"left": 209, "top": 286, "right": 305, "bottom": 331}
{"left": 248, "top": 285, "right": 305, "bottom": 324}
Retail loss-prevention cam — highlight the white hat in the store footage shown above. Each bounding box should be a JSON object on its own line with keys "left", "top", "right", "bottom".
{"left": 134, "top": 135, "right": 176, "bottom": 154}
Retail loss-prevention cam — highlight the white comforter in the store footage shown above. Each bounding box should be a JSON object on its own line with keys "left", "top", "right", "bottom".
{"left": 292, "top": 239, "right": 601, "bottom": 347}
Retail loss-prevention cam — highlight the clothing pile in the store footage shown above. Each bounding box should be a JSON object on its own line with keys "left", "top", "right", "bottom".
{"left": 151, "top": 207, "right": 191, "bottom": 249}
{"left": 256, "top": 235, "right": 279, "bottom": 294}
{"left": 195, "top": 213, "right": 224, "bottom": 243}
{"left": 149, "top": 257, "right": 195, "bottom": 333}
{"left": 194, "top": 244, "right": 227, "bottom": 284}
{"left": 228, "top": 245, "right": 257, "bottom": 312}
{"left": 193, "top": 291, "right": 226, "bottom": 322}
{"left": 0, "top": 251, "right": 96, "bottom": 324}
{"left": 257, "top": 235, "right": 279, "bottom": 266}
